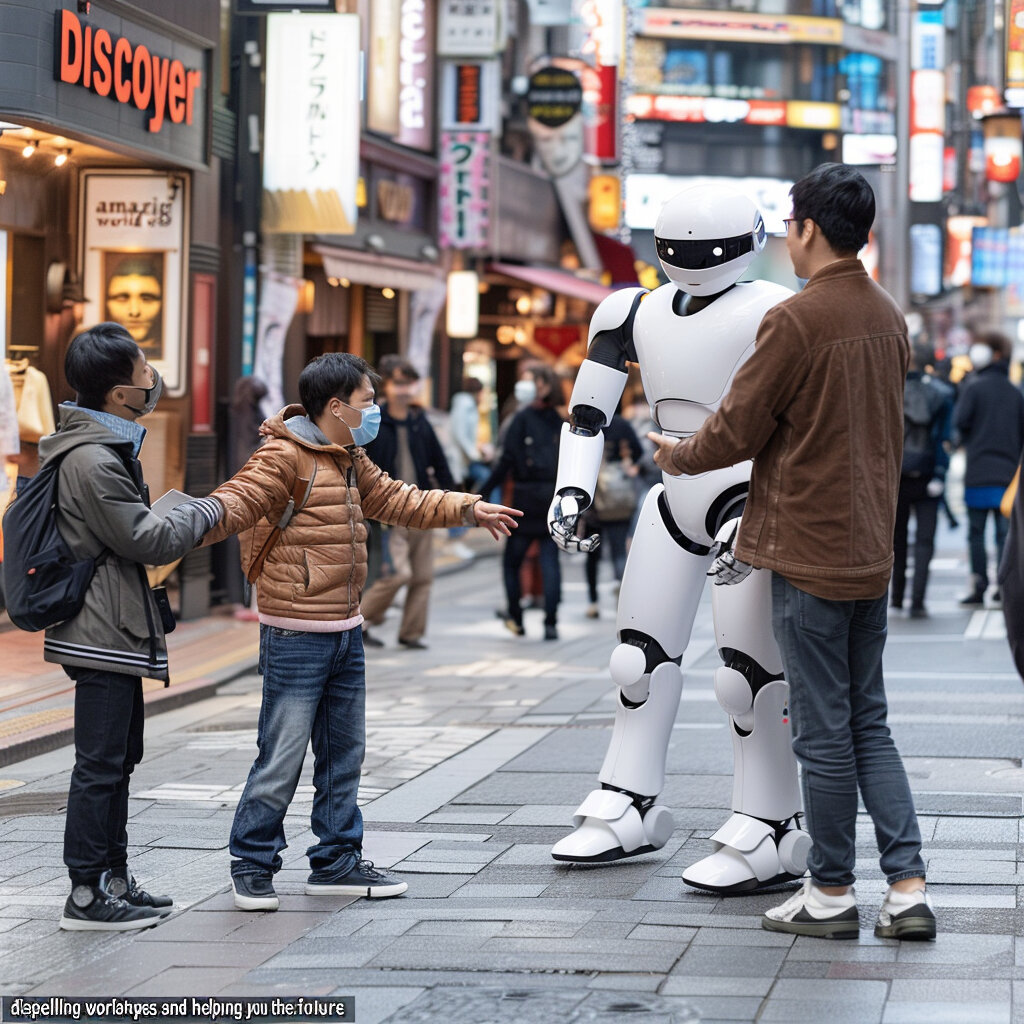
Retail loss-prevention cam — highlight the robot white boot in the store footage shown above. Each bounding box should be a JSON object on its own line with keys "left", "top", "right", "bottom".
{"left": 552, "top": 658, "right": 682, "bottom": 862}
{"left": 681, "top": 553, "right": 811, "bottom": 894}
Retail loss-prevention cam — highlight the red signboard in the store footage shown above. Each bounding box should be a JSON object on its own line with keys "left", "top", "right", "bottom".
{"left": 534, "top": 324, "right": 584, "bottom": 357}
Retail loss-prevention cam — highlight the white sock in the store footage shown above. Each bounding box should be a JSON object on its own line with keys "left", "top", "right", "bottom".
{"left": 885, "top": 886, "right": 926, "bottom": 907}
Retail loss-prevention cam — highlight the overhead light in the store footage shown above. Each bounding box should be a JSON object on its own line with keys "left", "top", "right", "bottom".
{"left": 420, "top": 243, "right": 439, "bottom": 261}
{"left": 54, "top": 149, "right": 71, "bottom": 167}
{"left": 327, "top": 276, "right": 340, "bottom": 287}
{"left": 381, "top": 287, "right": 396, "bottom": 299}
{"left": 364, "top": 233, "right": 386, "bottom": 253}
{"left": 515, "top": 294, "right": 532, "bottom": 315}
{"left": 21, "top": 140, "right": 37, "bottom": 158}
{"left": 339, "top": 277, "right": 350, "bottom": 287}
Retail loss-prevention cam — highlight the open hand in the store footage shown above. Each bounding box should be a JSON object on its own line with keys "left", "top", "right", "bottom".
{"left": 472, "top": 501, "right": 522, "bottom": 539}
{"left": 648, "top": 432, "right": 684, "bottom": 476}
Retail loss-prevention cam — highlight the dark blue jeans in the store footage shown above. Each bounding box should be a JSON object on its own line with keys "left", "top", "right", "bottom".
{"left": 770, "top": 574, "right": 926, "bottom": 888}
{"left": 230, "top": 626, "right": 365, "bottom": 878}
{"left": 968, "top": 506, "right": 1009, "bottom": 588}
{"left": 503, "top": 531, "right": 561, "bottom": 627}
{"left": 63, "top": 668, "right": 144, "bottom": 887}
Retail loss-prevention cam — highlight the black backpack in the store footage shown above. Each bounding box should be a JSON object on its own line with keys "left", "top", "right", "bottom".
{"left": 3, "top": 447, "right": 99, "bottom": 631}
{"left": 902, "top": 377, "right": 939, "bottom": 478}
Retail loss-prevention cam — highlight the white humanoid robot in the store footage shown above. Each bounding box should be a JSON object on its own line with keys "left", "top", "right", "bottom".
{"left": 547, "top": 181, "right": 812, "bottom": 893}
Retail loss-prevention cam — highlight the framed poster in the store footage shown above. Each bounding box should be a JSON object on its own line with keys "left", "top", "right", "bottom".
{"left": 79, "top": 170, "right": 189, "bottom": 395}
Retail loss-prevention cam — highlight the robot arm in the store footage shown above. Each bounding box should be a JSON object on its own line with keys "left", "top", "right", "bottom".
{"left": 548, "top": 289, "right": 646, "bottom": 554}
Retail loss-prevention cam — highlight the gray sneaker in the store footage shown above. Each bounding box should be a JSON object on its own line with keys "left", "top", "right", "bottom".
{"left": 306, "top": 859, "right": 408, "bottom": 898}
{"left": 231, "top": 871, "right": 279, "bottom": 911}
{"left": 60, "top": 884, "right": 164, "bottom": 931}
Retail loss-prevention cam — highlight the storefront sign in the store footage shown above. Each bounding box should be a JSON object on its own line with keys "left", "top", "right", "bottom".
{"left": 438, "top": 1, "right": 501, "bottom": 56}
{"left": 638, "top": 8, "right": 844, "bottom": 45}
{"left": 911, "top": 10, "right": 944, "bottom": 70}
{"left": 55, "top": 10, "right": 203, "bottom": 135}
{"left": 627, "top": 94, "right": 821, "bottom": 130}
{"left": 587, "top": 64, "right": 618, "bottom": 161}
{"left": 945, "top": 215, "right": 987, "bottom": 285}
{"left": 909, "top": 223, "right": 942, "bottom": 295}
{"left": 842, "top": 133, "right": 897, "bottom": 165}
{"left": 1008, "top": 0, "right": 1024, "bottom": 103}
{"left": 396, "top": 0, "right": 437, "bottom": 151}
{"left": 79, "top": 171, "right": 188, "bottom": 396}
{"left": 575, "top": 0, "right": 622, "bottom": 67}
{"left": 368, "top": 0, "right": 401, "bottom": 136}
{"left": 263, "top": 13, "right": 359, "bottom": 234}
{"left": 527, "top": 66, "right": 583, "bottom": 127}
{"left": 441, "top": 59, "right": 500, "bottom": 130}
{"left": 377, "top": 180, "right": 416, "bottom": 223}
{"left": 439, "top": 131, "right": 490, "bottom": 249}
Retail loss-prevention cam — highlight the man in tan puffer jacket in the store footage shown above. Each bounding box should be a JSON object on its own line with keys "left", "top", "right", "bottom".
{"left": 204, "top": 352, "right": 520, "bottom": 911}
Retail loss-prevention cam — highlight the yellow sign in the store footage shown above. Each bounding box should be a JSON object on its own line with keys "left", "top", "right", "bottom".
{"left": 639, "top": 8, "right": 844, "bottom": 45}
{"left": 588, "top": 174, "right": 621, "bottom": 232}
{"left": 786, "top": 101, "right": 842, "bottom": 130}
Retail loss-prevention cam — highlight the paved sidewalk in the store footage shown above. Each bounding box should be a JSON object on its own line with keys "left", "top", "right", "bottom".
{"left": 0, "top": 521, "right": 1022, "bottom": 1023}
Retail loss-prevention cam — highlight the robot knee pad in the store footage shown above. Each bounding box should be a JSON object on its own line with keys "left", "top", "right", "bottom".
{"left": 714, "top": 665, "right": 753, "bottom": 717}
{"left": 609, "top": 642, "right": 650, "bottom": 703}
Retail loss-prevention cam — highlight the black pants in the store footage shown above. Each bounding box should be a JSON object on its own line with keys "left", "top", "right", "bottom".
{"left": 63, "top": 667, "right": 145, "bottom": 887}
{"left": 585, "top": 519, "right": 630, "bottom": 602}
{"left": 891, "top": 475, "right": 938, "bottom": 609}
{"left": 503, "top": 532, "right": 561, "bottom": 627}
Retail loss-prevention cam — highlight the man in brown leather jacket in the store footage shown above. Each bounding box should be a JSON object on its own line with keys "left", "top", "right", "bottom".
{"left": 649, "top": 164, "right": 935, "bottom": 942}
{"left": 204, "top": 352, "right": 520, "bottom": 911}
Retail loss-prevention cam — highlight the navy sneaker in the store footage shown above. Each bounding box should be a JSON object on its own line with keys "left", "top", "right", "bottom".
{"left": 102, "top": 868, "right": 173, "bottom": 913}
{"left": 60, "top": 884, "right": 164, "bottom": 931}
{"left": 305, "top": 859, "right": 408, "bottom": 898}
{"left": 231, "top": 871, "right": 279, "bottom": 911}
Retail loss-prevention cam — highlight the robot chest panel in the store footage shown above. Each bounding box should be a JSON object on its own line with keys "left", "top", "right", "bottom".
{"left": 633, "top": 286, "right": 763, "bottom": 408}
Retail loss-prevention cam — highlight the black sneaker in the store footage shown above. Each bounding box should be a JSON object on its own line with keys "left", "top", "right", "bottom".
{"left": 231, "top": 871, "right": 279, "bottom": 911}
{"left": 544, "top": 624, "right": 558, "bottom": 640}
{"left": 306, "top": 859, "right": 408, "bottom": 898}
{"left": 59, "top": 884, "right": 165, "bottom": 931}
{"left": 362, "top": 629, "right": 385, "bottom": 648}
{"left": 399, "top": 638, "right": 428, "bottom": 650}
{"left": 102, "top": 869, "right": 172, "bottom": 913}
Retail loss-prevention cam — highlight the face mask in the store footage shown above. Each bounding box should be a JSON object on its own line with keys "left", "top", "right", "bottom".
{"left": 336, "top": 401, "right": 381, "bottom": 446}
{"left": 514, "top": 379, "right": 537, "bottom": 404}
{"left": 121, "top": 368, "right": 162, "bottom": 417}
{"left": 969, "top": 343, "right": 993, "bottom": 370}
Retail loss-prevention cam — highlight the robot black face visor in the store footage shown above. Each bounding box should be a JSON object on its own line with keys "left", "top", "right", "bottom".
{"left": 656, "top": 221, "right": 766, "bottom": 271}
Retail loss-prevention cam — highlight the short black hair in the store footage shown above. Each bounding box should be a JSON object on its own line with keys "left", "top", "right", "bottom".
{"left": 976, "top": 328, "right": 1012, "bottom": 361}
{"left": 377, "top": 354, "right": 420, "bottom": 382}
{"left": 789, "top": 163, "right": 875, "bottom": 255}
{"left": 299, "top": 352, "right": 381, "bottom": 419}
{"left": 65, "top": 322, "right": 140, "bottom": 410}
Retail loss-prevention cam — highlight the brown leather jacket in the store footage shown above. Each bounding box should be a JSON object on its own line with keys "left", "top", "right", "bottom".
{"left": 206, "top": 406, "right": 479, "bottom": 621}
{"left": 671, "top": 259, "right": 910, "bottom": 600}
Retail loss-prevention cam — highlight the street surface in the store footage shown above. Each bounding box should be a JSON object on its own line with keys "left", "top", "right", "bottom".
{"left": 0, "top": 519, "right": 1022, "bottom": 1023}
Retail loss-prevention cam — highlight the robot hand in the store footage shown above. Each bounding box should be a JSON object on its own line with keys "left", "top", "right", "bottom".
{"left": 707, "top": 548, "right": 754, "bottom": 585}
{"left": 926, "top": 478, "right": 945, "bottom": 498}
{"left": 548, "top": 489, "right": 601, "bottom": 554}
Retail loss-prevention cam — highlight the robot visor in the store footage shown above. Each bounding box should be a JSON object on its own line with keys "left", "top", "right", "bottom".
{"left": 656, "top": 231, "right": 755, "bottom": 270}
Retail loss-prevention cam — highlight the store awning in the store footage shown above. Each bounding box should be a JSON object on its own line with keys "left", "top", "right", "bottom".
{"left": 488, "top": 262, "right": 614, "bottom": 306}
{"left": 314, "top": 244, "right": 444, "bottom": 293}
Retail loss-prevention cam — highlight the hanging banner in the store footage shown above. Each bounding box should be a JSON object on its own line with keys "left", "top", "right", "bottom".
{"left": 367, "top": 0, "right": 401, "bottom": 136}
{"left": 253, "top": 272, "right": 301, "bottom": 419}
{"left": 263, "top": 13, "right": 360, "bottom": 234}
{"left": 439, "top": 131, "right": 491, "bottom": 249}
{"left": 79, "top": 170, "right": 189, "bottom": 396}
{"left": 396, "top": 0, "right": 437, "bottom": 151}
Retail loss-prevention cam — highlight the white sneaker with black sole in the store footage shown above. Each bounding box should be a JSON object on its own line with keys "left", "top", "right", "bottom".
{"left": 305, "top": 858, "right": 408, "bottom": 898}
{"left": 874, "top": 886, "right": 936, "bottom": 940}
{"left": 762, "top": 879, "right": 860, "bottom": 939}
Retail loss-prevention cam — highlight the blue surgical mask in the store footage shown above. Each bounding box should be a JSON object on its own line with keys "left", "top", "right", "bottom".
{"left": 337, "top": 401, "right": 381, "bottom": 446}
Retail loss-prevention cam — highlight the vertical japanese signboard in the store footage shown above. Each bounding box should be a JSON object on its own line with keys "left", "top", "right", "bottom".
{"left": 439, "top": 131, "right": 490, "bottom": 249}
{"left": 263, "top": 13, "right": 359, "bottom": 233}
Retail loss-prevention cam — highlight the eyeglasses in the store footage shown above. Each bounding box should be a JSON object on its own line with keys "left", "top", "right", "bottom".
{"left": 783, "top": 217, "right": 798, "bottom": 230}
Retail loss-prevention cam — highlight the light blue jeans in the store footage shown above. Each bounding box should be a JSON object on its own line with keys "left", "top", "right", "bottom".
{"left": 770, "top": 573, "right": 926, "bottom": 888}
{"left": 230, "top": 625, "right": 365, "bottom": 878}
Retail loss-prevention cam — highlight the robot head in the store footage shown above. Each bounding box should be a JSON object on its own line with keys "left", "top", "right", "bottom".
{"left": 654, "top": 182, "right": 767, "bottom": 296}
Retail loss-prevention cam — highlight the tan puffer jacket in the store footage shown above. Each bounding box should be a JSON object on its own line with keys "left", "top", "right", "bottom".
{"left": 206, "top": 406, "right": 479, "bottom": 621}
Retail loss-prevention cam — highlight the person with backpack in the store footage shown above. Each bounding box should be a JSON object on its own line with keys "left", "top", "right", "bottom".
{"left": 13, "top": 324, "right": 223, "bottom": 931}
{"left": 480, "top": 364, "right": 565, "bottom": 639}
{"left": 891, "top": 346, "right": 954, "bottom": 617}
{"left": 953, "top": 329, "right": 1024, "bottom": 606}
{"left": 200, "top": 353, "right": 519, "bottom": 910}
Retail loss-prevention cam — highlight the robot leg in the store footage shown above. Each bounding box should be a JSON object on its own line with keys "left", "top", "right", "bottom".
{"left": 681, "top": 550, "right": 811, "bottom": 894}
{"left": 552, "top": 486, "right": 711, "bottom": 863}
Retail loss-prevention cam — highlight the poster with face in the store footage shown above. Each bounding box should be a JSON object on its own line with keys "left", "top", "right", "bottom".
{"left": 102, "top": 251, "right": 165, "bottom": 358}
{"left": 80, "top": 171, "right": 188, "bottom": 395}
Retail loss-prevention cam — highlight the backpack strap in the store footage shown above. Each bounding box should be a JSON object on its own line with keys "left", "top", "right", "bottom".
{"left": 245, "top": 446, "right": 316, "bottom": 584}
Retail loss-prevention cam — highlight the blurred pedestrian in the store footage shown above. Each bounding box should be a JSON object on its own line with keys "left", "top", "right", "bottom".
{"left": 650, "top": 163, "right": 934, "bottom": 940}
{"left": 953, "top": 329, "right": 1024, "bottom": 607}
{"left": 203, "top": 352, "right": 520, "bottom": 910}
{"left": 450, "top": 376, "right": 491, "bottom": 492}
{"left": 891, "top": 346, "right": 954, "bottom": 617}
{"left": 583, "top": 413, "right": 642, "bottom": 618}
{"left": 360, "top": 356, "right": 460, "bottom": 649}
{"left": 482, "top": 365, "right": 564, "bottom": 639}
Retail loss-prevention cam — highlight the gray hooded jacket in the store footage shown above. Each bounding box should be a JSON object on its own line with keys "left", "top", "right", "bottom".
{"left": 38, "top": 406, "right": 219, "bottom": 680}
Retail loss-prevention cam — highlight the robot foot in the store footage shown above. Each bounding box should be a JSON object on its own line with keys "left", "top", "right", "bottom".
{"left": 551, "top": 790, "right": 674, "bottom": 864}
{"left": 680, "top": 813, "right": 811, "bottom": 896}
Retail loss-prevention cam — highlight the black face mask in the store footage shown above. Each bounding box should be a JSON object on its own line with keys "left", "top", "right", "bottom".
{"left": 120, "top": 369, "right": 162, "bottom": 417}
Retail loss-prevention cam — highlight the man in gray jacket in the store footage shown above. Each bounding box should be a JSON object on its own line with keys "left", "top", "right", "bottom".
{"left": 40, "top": 323, "right": 221, "bottom": 931}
